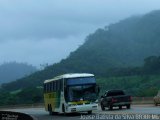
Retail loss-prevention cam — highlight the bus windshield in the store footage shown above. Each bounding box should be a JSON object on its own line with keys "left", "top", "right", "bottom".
{"left": 67, "top": 77, "right": 96, "bottom": 85}
{"left": 66, "top": 77, "right": 97, "bottom": 102}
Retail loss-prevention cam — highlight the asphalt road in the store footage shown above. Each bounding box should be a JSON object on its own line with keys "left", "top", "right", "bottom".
{"left": 1, "top": 105, "right": 160, "bottom": 120}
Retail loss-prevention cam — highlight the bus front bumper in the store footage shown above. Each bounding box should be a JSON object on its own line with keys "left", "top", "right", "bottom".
{"left": 66, "top": 103, "right": 98, "bottom": 113}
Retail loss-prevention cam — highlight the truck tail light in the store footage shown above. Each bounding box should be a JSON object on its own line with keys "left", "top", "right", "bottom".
{"left": 111, "top": 98, "right": 117, "bottom": 103}
{"left": 129, "top": 96, "right": 132, "bottom": 101}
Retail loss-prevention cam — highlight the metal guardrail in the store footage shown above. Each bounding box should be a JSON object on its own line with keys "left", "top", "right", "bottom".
{"left": 0, "top": 97, "right": 154, "bottom": 109}
{"left": 0, "top": 103, "right": 44, "bottom": 109}
{"left": 132, "top": 97, "right": 154, "bottom": 104}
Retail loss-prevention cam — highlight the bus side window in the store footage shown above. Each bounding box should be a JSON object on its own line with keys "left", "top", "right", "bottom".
{"left": 52, "top": 81, "right": 54, "bottom": 91}
{"left": 49, "top": 83, "right": 51, "bottom": 92}
{"left": 44, "top": 84, "right": 46, "bottom": 93}
{"left": 54, "top": 81, "right": 56, "bottom": 91}
{"left": 51, "top": 82, "right": 54, "bottom": 91}
{"left": 45, "top": 84, "right": 47, "bottom": 93}
{"left": 46, "top": 83, "right": 49, "bottom": 92}
{"left": 57, "top": 80, "right": 60, "bottom": 91}
{"left": 60, "top": 79, "right": 63, "bottom": 91}
{"left": 47, "top": 83, "right": 49, "bottom": 92}
{"left": 56, "top": 81, "right": 59, "bottom": 91}
{"left": 56, "top": 80, "right": 59, "bottom": 91}
{"left": 55, "top": 81, "right": 57, "bottom": 91}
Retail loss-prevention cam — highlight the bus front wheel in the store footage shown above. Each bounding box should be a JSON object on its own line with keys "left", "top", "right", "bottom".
{"left": 88, "top": 111, "right": 92, "bottom": 114}
{"left": 62, "top": 104, "right": 65, "bottom": 113}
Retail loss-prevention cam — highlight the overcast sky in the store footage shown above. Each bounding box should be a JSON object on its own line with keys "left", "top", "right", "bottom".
{"left": 1, "top": 0, "right": 160, "bottom": 68}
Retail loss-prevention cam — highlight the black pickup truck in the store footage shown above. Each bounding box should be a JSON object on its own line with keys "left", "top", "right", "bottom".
{"left": 100, "top": 90, "right": 132, "bottom": 110}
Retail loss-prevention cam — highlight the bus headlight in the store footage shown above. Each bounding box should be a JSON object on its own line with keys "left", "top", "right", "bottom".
{"left": 71, "top": 108, "right": 76, "bottom": 112}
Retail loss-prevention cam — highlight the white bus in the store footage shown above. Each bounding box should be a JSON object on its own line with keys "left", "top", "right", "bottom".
{"left": 43, "top": 73, "right": 99, "bottom": 114}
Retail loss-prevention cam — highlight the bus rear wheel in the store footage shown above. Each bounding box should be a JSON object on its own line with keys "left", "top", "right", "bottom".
{"left": 101, "top": 103, "right": 105, "bottom": 111}
{"left": 126, "top": 104, "right": 131, "bottom": 109}
{"left": 109, "top": 105, "right": 113, "bottom": 110}
{"left": 48, "top": 104, "right": 52, "bottom": 115}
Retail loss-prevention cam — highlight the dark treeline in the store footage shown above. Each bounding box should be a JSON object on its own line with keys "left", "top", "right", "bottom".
{"left": 0, "top": 62, "right": 37, "bottom": 84}
{"left": 105, "top": 56, "right": 160, "bottom": 77}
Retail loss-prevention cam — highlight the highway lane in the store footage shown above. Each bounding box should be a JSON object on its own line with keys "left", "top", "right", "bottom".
{"left": 1, "top": 105, "right": 160, "bottom": 120}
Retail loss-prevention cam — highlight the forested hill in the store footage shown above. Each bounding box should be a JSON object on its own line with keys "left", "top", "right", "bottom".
{"left": 0, "top": 62, "right": 37, "bottom": 84}
{"left": 2, "top": 10, "right": 160, "bottom": 91}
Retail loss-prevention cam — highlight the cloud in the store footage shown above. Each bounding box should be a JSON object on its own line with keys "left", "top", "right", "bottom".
{"left": 1, "top": 0, "right": 159, "bottom": 41}
{"left": 1, "top": 0, "right": 160, "bottom": 66}
{"left": 0, "top": 36, "right": 84, "bottom": 66}
{"left": 0, "top": 0, "right": 109, "bottom": 40}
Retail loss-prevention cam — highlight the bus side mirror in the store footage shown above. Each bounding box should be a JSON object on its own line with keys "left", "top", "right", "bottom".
{"left": 96, "top": 85, "right": 100, "bottom": 95}
{"left": 64, "top": 87, "right": 67, "bottom": 95}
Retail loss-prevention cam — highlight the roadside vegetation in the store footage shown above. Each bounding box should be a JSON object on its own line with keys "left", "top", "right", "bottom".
{"left": 1, "top": 56, "right": 160, "bottom": 106}
{"left": 97, "top": 75, "right": 160, "bottom": 97}
{"left": 0, "top": 87, "right": 43, "bottom": 106}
